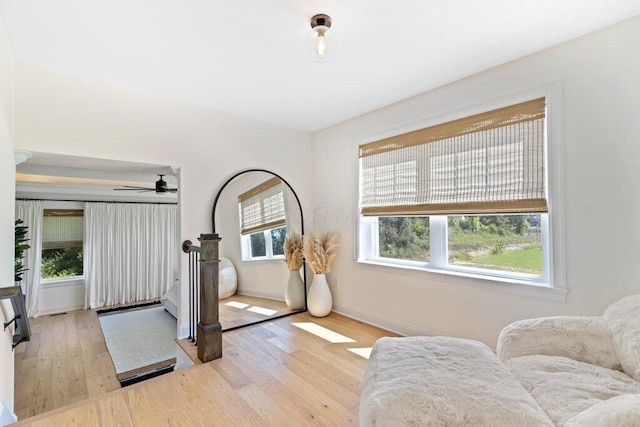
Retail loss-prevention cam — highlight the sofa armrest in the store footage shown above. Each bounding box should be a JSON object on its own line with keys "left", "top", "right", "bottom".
{"left": 497, "top": 316, "right": 621, "bottom": 370}
{"left": 564, "top": 394, "right": 640, "bottom": 426}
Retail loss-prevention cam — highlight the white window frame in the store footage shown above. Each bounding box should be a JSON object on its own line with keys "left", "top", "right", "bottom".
{"left": 359, "top": 214, "right": 550, "bottom": 283}
{"left": 240, "top": 226, "right": 286, "bottom": 261}
{"left": 40, "top": 200, "right": 85, "bottom": 283}
{"left": 356, "top": 85, "right": 566, "bottom": 300}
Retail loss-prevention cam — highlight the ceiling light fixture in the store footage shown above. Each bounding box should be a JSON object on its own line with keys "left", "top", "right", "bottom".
{"left": 308, "top": 14, "right": 336, "bottom": 63}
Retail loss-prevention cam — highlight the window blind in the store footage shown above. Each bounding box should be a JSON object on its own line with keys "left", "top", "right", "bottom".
{"left": 238, "top": 177, "right": 286, "bottom": 235}
{"left": 42, "top": 209, "right": 84, "bottom": 249}
{"left": 359, "top": 98, "right": 547, "bottom": 216}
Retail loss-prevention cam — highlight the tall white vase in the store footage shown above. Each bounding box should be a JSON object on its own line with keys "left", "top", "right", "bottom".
{"left": 308, "top": 273, "right": 332, "bottom": 317}
{"left": 285, "top": 269, "right": 305, "bottom": 310}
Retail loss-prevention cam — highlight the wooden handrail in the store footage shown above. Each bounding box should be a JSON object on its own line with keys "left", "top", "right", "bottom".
{"left": 181, "top": 240, "right": 200, "bottom": 253}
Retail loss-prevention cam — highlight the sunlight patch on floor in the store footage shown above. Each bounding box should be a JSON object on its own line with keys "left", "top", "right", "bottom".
{"left": 292, "top": 322, "right": 356, "bottom": 344}
{"left": 247, "top": 306, "right": 278, "bottom": 316}
{"left": 348, "top": 347, "right": 373, "bottom": 359}
{"left": 225, "top": 301, "right": 250, "bottom": 309}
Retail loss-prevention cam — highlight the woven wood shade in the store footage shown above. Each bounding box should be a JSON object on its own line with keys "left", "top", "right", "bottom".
{"left": 239, "top": 177, "right": 286, "bottom": 235}
{"left": 359, "top": 98, "right": 547, "bottom": 216}
{"left": 42, "top": 209, "right": 84, "bottom": 249}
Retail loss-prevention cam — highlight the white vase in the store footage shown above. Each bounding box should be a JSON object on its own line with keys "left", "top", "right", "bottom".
{"left": 308, "top": 273, "right": 332, "bottom": 317}
{"left": 285, "top": 269, "right": 305, "bottom": 310}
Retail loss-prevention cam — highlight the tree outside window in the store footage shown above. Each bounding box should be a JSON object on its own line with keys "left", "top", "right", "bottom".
{"left": 41, "top": 209, "right": 84, "bottom": 279}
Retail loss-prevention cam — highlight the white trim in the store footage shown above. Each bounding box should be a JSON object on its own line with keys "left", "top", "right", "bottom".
{"left": 40, "top": 276, "right": 84, "bottom": 287}
{"left": 429, "top": 216, "right": 447, "bottom": 268}
{"left": 358, "top": 81, "right": 563, "bottom": 147}
{"left": 231, "top": 289, "right": 284, "bottom": 301}
{"left": 239, "top": 255, "right": 285, "bottom": 263}
{"left": 36, "top": 302, "right": 84, "bottom": 316}
{"left": 178, "top": 323, "right": 191, "bottom": 339}
{"left": 332, "top": 301, "right": 438, "bottom": 338}
{"left": 14, "top": 150, "right": 32, "bottom": 165}
{"left": 544, "top": 80, "right": 567, "bottom": 291}
{"left": 355, "top": 83, "right": 567, "bottom": 295}
{"left": 0, "top": 399, "right": 18, "bottom": 425}
{"left": 240, "top": 226, "right": 287, "bottom": 261}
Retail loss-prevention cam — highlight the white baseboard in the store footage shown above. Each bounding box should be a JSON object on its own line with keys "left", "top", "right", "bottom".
{"left": 178, "top": 324, "right": 192, "bottom": 339}
{"left": 36, "top": 303, "right": 84, "bottom": 317}
{"left": 0, "top": 399, "right": 17, "bottom": 426}
{"left": 332, "top": 301, "right": 439, "bottom": 338}
{"left": 234, "top": 289, "right": 283, "bottom": 301}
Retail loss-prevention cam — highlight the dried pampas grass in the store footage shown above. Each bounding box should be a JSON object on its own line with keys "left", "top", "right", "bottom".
{"left": 303, "top": 232, "right": 340, "bottom": 274}
{"left": 284, "top": 233, "right": 304, "bottom": 271}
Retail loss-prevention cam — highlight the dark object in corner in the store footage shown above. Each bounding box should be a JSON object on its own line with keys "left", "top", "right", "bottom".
{"left": 1, "top": 286, "right": 31, "bottom": 349}
{"left": 96, "top": 300, "right": 161, "bottom": 316}
{"left": 119, "top": 365, "right": 175, "bottom": 387}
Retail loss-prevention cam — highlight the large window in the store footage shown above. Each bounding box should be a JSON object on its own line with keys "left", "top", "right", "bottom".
{"left": 358, "top": 97, "right": 553, "bottom": 286}
{"left": 239, "top": 177, "right": 287, "bottom": 260}
{"left": 41, "top": 209, "right": 84, "bottom": 279}
{"left": 245, "top": 226, "right": 287, "bottom": 259}
{"left": 365, "top": 214, "right": 544, "bottom": 275}
{"left": 378, "top": 217, "right": 430, "bottom": 262}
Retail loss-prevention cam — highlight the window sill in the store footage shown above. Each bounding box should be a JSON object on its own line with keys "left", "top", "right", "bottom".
{"left": 40, "top": 276, "right": 85, "bottom": 288}
{"left": 241, "top": 256, "right": 286, "bottom": 263}
{"left": 356, "top": 259, "right": 567, "bottom": 303}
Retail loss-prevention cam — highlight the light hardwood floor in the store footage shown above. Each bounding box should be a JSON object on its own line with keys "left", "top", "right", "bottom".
{"left": 219, "top": 294, "right": 299, "bottom": 331}
{"left": 14, "top": 309, "right": 121, "bottom": 420}
{"left": 15, "top": 311, "right": 396, "bottom": 426}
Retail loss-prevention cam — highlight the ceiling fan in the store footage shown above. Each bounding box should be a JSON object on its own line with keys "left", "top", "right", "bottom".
{"left": 114, "top": 174, "right": 177, "bottom": 193}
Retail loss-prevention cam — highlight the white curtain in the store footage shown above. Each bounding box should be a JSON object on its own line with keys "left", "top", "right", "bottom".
{"left": 84, "top": 203, "right": 177, "bottom": 308}
{"left": 15, "top": 200, "right": 44, "bottom": 318}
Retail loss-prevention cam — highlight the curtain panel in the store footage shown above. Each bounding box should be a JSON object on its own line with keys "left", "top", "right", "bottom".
{"left": 84, "top": 203, "right": 177, "bottom": 309}
{"left": 15, "top": 200, "right": 44, "bottom": 317}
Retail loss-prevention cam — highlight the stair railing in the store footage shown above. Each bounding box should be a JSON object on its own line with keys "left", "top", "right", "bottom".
{"left": 181, "top": 233, "right": 222, "bottom": 362}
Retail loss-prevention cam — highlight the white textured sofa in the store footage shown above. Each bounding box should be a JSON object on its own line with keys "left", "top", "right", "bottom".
{"left": 360, "top": 294, "right": 640, "bottom": 426}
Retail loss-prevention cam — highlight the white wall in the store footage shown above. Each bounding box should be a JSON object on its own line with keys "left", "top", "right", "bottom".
{"left": 311, "top": 16, "right": 640, "bottom": 347}
{"left": 0, "top": 19, "right": 16, "bottom": 417}
{"left": 37, "top": 279, "right": 84, "bottom": 315}
{"left": 12, "top": 64, "right": 312, "bottom": 337}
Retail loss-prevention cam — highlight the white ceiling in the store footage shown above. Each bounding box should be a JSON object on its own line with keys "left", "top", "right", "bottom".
{"left": 1, "top": 1, "right": 639, "bottom": 132}
{"left": 15, "top": 152, "right": 178, "bottom": 203}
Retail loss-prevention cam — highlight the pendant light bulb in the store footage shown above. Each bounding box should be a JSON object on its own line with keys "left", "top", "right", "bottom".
{"left": 316, "top": 30, "right": 327, "bottom": 56}
{"left": 307, "top": 14, "right": 336, "bottom": 63}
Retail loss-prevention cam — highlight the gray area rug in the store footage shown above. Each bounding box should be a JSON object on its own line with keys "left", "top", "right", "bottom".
{"left": 98, "top": 306, "right": 177, "bottom": 384}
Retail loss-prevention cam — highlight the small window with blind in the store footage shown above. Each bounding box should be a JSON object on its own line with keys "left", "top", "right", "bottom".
{"left": 41, "top": 209, "right": 84, "bottom": 279}
{"left": 358, "top": 97, "right": 553, "bottom": 286}
{"left": 238, "top": 177, "right": 287, "bottom": 260}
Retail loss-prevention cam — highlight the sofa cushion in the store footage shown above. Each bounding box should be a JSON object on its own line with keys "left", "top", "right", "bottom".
{"left": 360, "top": 336, "right": 553, "bottom": 426}
{"left": 564, "top": 394, "right": 640, "bottom": 427}
{"left": 506, "top": 354, "right": 640, "bottom": 426}
{"left": 497, "top": 316, "right": 620, "bottom": 370}
{"left": 603, "top": 294, "right": 640, "bottom": 380}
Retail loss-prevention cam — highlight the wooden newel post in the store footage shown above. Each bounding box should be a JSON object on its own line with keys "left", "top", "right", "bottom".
{"left": 197, "top": 233, "right": 222, "bottom": 362}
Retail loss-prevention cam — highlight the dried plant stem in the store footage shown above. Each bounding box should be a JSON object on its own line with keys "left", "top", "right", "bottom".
{"left": 303, "top": 232, "right": 340, "bottom": 274}
{"left": 284, "top": 233, "right": 304, "bottom": 271}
